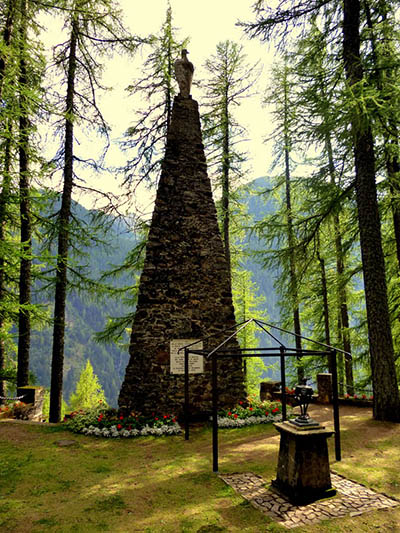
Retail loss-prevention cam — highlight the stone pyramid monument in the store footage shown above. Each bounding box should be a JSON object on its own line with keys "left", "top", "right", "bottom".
{"left": 119, "top": 55, "right": 244, "bottom": 417}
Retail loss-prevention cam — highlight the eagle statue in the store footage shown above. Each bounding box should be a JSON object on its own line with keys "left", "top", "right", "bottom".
{"left": 174, "top": 49, "right": 194, "bottom": 98}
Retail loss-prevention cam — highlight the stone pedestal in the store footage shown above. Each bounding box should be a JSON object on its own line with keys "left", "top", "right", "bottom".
{"left": 260, "top": 381, "right": 281, "bottom": 401}
{"left": 272, "top": 422, "right": 335, "bottom": 505}
{"left": 16, "top": 386, "right": 45, "bottom": 421}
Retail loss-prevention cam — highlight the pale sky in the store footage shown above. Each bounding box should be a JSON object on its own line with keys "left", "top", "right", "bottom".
{"left": 43, "top": 0, "right": 276, "bottom": 214}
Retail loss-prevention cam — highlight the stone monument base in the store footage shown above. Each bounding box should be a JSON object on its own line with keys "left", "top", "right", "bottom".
{"left": 272, "top": 422, "right": 336, "bottom": 505}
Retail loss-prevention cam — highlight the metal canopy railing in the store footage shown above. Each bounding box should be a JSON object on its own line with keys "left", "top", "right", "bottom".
{"left": 180, "top": 318, "right": 344, "bottom": 473}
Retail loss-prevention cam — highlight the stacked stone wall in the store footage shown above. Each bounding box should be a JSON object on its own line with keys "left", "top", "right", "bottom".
{"left": 119, "top": 96, "right": 245, "bottom": 417}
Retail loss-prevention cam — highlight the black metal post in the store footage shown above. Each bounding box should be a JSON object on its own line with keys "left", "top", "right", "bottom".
{"left": 184, "top": 347, "right": 189, "bottom": 441}
{"left": 280, "top": 346, "right": 287, "bottom": 421}
{"left": 331, "top": 349, "right": 341, "bottom": 461}
{"left": 212, "top": 353, "right": 219, "bottom": 473}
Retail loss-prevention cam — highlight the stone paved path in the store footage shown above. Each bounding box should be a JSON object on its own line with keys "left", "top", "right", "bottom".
{"left": 220, "top": 471, "right": 399, "bottom": 529}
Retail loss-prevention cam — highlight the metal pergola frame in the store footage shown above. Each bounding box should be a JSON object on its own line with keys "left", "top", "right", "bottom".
{"left": 180, "top": 318, "right": 345, "bottom": 473}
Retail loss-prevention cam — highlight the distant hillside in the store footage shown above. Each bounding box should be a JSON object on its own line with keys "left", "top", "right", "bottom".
{"left": 30, "top": 201, "right": 136, "bottom": 407}
{"left": 30, "top": 178, "right": 282, "bottom": 406}
{"left": 239, "top": 176, "right": 281, "bottom": 326}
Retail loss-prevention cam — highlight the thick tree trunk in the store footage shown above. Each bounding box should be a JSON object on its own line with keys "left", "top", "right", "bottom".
{"left": 364, "top": 0, "right": 400, "bottom": 269}
{"left": 49, "top": 19, "right": 77, "bottom": 423}
{"left": 343, "top": 0, "right": 400, "bottom": 420}
{"left": 17, "top": 0, "right": 31, "bottom": 388}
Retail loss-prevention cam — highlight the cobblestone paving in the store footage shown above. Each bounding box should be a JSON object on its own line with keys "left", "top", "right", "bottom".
{"left": 220, "top": 471, "right": 399, "bottom": 529}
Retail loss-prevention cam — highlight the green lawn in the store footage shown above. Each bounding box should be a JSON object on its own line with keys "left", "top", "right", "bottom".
{"left": 0, "top": 406, "right": 399, "bottom": 532}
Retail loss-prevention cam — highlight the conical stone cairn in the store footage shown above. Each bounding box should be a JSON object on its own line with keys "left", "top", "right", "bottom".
{"left": 118, "top": 95, "right": 245, "bottom": 417}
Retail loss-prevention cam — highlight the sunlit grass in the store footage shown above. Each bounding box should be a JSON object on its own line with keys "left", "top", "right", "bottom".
{"left": 0, "top": 408, "right": 399, "bottom": 532}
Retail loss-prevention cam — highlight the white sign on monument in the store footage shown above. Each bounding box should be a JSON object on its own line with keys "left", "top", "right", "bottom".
{"left": 170, "top": 339, "right": 204, "bottom": 374}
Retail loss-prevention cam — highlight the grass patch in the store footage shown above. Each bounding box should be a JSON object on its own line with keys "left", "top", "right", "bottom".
{"left": 0, "top": 407, "right": 399, "bottom": 532}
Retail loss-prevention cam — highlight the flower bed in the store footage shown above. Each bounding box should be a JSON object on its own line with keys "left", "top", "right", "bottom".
{"left": 63, "top": 398, "right": 290, "bottom": 438}
{"left": 339, "top": 393, "right": 373, "bottom": 407}
{"left": 0, "top": 401, "right": 27, "bottom": 419}
{"left": 217, "top": 399, "right": 289, "bottom": 428}
{"left": 64, "top": 405, "right": 181, "bottom": 438}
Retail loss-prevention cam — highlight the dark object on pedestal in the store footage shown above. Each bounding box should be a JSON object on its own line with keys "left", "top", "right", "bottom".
{"left": 289, "top": 377, "right": 320, "bottom": 429}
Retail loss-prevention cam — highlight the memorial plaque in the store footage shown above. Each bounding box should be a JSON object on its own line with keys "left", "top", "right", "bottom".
{"left": 170, "top": 339, "right": 204, "bottom": 374}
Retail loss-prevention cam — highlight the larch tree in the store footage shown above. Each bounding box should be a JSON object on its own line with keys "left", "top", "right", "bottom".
{"left": 16, "top": 0, "right": 32, "bottom": 388}
{"left": 342, "top": 0, "right": 399, "bottom": 420}
{"left": 69, "top": 359, "right": 106, "bottom": 411}
{"left": 201, "top": 40, "right": 259, "bottom": 285}
{"left": 259, "top": 59, "right": 304, "bottom": 381}
{"left": 0, "top": 0, "right": 16, "bottom": 399}
{"left": 49, "top": 0, "right": 138, "bottom": 423}
{"left": 244, "top": 0, "right": 400, "bottom": 420}
{"left": 122, "top": 2, "right": 188, "bottom": 194}
{"left": 0, "top": 0, "right": 44, "bottom": 392}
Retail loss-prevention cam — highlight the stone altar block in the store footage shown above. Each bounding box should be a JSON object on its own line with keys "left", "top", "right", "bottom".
{"left": 272, "top": 422, "right": 336, "bottom": 505}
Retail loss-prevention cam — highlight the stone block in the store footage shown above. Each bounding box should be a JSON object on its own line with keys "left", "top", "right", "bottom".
{"left": 317, "top": 373, "right": 333, "bottom": 404}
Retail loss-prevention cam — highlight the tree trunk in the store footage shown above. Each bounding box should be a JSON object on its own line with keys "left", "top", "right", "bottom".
{"left": 0, "top": 0, "right": 14, "bottom": 401}
{"left": 363, "top": 0, "right": 400, "bottom": 269}
{"left": 283, "top": 73, "right": 303, "bottom": 381}
{"left": 222, "top": 87, "right": 231, "bottom": 287}
{"left": 17, "top": 0, "right": 31, "bottom": 388}
{"left": 49, "top": 18, "right": 78, "bottom": 423}
{"left": 325, "top": 132, "right": 354, "bottom": 392}
{"left": 316, "top": 240, "right": 332, "bottom": 373}
{"left": 342, "top": 0, "right": 400, "bottom": 420}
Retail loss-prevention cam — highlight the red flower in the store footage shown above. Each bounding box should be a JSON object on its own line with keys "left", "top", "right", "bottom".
{"left": 172, "top": 418, "right": 177, "bottom": 423}
{"left": 362, "top": 394, "right": 366, "bottom": 400}
{"left": 163, "top": 415, "right": 168, "bottom": 419}
{"left": 119, "top": 416, "right": 124, "bottom": 420}
{"left": 234, "top": 414, "right": 238, "bottom": 419}
{"left": 117, "top": 424, "right": 122, "bottom": 429}
{"left": 228, "top": 412, "right": 232, "bottom": 416}
{"left": 239, "top": 401, "right": 243, "bottom": 405}
{"left": 272, "top": 407, "right": 279, "bottom": 413}
{"left": 354, "top": 394, "right": 358, "bottom": 399}
{"left": 155, "top": 417, "right": 159, "bottom": 421}
{"left": 265, "top": 411, "right": 269, "bottom": 416}
{"left": 249, "top": 407, "right": 253, "bottom": 411}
